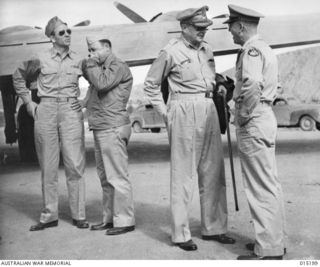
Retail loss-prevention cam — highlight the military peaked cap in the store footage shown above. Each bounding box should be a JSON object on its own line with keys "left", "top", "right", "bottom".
{"left": 176, "top": 6, "right": 213, "bottom": 27}
{"left": 223, "top": 4, "right": 264, "bottom": 24}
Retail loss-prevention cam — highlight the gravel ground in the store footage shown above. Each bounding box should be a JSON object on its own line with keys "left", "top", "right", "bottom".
{"left": 0, "top": 126, "right": 319, "bottom": 260}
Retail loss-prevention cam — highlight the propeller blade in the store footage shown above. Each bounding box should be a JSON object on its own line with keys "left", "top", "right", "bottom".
{"left": 114, "top": 1, "right": 147, "bottom": 23}
{"left": 73, "top": 20, "right": 91, "bottom": 27}
{"left": 150, "top": 12, "right": 163, "bottom": 22}
{"left": 150, "top": 11, "right": 180, "bottom": 22}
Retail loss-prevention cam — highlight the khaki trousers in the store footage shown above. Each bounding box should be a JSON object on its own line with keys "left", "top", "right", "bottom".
{"left": 34, "top": 101, "right": 86, "bottom": 223}
{"left": 167, "top": 94, "right": 228, "bottom": 243}
{"left": 93, "top": 123, "right": 135, "bottom": 227}
{"left": 235, "top": 103, "right": 285, "bottom": 256}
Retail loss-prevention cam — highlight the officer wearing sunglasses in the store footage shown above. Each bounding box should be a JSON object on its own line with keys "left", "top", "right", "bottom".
{"left": 13, "top": 16, "right": 89, "bottom": 231}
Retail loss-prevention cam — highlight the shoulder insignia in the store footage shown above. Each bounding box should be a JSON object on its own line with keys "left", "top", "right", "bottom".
{"left": 201, "top": 41, "right": 212, "bottom": 51}
{"left": 248, "top": 47, "right": 259, "bottom": 57}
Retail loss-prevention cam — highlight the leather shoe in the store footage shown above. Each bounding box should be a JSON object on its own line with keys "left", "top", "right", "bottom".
{"left": 237, "top": 253, "right": 283, "bottom": 260}
{"left": 202, "top": 234, "right": 235, "bottom": 244}
{"left": 173, "top": 239, "right": 197, "bottom": 251}
{"left": 90, "top": 222, "right": 113, "bottom": 231}
{"left": 246, "top": 243, "right": 287, "bottom": 255}
{"left": 106, "top": 225, "right": 135, "bottom": 235}
{"left": 72, "top": 219, "right": 89, "bottom": 229}
{"left": 30, "top": 220, "right": 58, "bottom": 231}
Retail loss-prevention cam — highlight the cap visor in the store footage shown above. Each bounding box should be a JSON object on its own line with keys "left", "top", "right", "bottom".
{"left": 193, "top": 20, "right": 213, "bottom": 27}
{"left": 223, "top": 18, "right": 233, "bottom": 24}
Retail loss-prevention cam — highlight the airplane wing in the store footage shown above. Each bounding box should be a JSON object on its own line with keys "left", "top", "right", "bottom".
{"left": 0, "top": 25, "right": 37, "bottom": 34}
{"left": 1, "top": 5, "right": 320, "bottom": 76}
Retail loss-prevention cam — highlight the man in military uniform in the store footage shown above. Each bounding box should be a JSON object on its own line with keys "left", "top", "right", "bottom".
{"left": 224, "top": 5, "right": 286, "bottom": 260}
{"left": 13, "top": 17, "right": 89, "bottom": 231}
{"left": 72, "top": 36, "right": 135, "bottom": 235}
{"left": 144, "top": 6, "right": 235, "bottom": 251}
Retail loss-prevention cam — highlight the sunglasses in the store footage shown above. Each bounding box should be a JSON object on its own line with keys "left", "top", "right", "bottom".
{"left": 192, "top": 26, "right": 208, "bottom": 32}
{"left": 187, "top": 24, "right": 208, "bottom": 32}
{"left": 58, "top": 29, "right": 72, "bottom": 36}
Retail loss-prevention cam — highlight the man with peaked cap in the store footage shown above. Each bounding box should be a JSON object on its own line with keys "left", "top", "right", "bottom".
{"left": 13, "top": 16, "right": 89, "bottom": 231}
{"left": 143, "top": 6, "right": 235, "bottom": 251}
{"left": 71, "top": 36, "right": 135, "bottom": 235}
{"left": 224, "top": 4, "right": 286, "bottom": 260}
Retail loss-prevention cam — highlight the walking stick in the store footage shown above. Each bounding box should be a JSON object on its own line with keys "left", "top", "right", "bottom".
{"left": 221, "top": 90, "right": 239, "bottom": 211}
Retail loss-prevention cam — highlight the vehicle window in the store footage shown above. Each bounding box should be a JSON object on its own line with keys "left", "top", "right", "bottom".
{"left": 145, "top": 104, "right": 153, "bottom": 109}
{"left": 275, "top": 100, "right": 286, "bottom": 106}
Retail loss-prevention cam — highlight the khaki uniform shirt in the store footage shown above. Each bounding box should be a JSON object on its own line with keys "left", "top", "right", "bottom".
{"left": 84, "top": 53, "right": 133, "bottom": 130}
{"left": 13, "top": 47, "right": 83, "bottom": 104}
{"left": 144, "top": 36, "right": 216, "bottom": 117}
{"left": 234, "top": 35, "right": 278, "bottom": 125}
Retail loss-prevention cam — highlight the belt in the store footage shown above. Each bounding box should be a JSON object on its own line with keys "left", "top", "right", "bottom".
{"left": 170, "top": 92, "right": 213, "bottom": 101}
{"left": 205, "top": 91, "right": 214, "bottom": 98}
{"left": 40, "top": 97, "right": 77, "bottom": 103}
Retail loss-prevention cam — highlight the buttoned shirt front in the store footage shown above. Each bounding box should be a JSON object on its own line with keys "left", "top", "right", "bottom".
{"left": 13, "top": 47, "right": 83, "bottom": 104}
{"left": 234, "top": 34, "right": 278, "bottom": 104}
{"left": 144, "top": 36, "right": 216, "bottom": 116}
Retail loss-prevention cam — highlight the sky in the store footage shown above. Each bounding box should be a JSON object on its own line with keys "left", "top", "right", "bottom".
{"left": 1, "top": 0, "right": 320, "bottom": 86}
{"left": 1, "top": 0, "right": 320, "bottom": 28}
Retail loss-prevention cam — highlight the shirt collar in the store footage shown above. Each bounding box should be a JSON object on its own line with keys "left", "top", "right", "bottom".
{"left": 181, "top": 35, "right": 206, "bottom": 51}
{"left": 242, "top": 34, "right": 259, "bottom": 49}
{"left": 50, "top": 47, "right": 74, "bottom": 59}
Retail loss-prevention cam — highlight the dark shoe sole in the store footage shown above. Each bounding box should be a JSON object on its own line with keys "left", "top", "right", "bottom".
{"left": 173, "top": 240, "right": 198, "bottom": 251}
{"left": 246, "top": 243, "right": 287, "bottom": 255}
{"left": 238, "top": 254, "right": 283, "bottom": 260}
{"left": 202, "top": 234, "right": 236, "bottom": 244}
{"left": 106, "top": 226, "right": 135, "bottom": 235}
{"left": 175, "top": 244, "right": 198, "bottom": 251}
{"left": 29, "top": 220, "right": 58, "bottom": 231}
{"left": 90, "top": 223, "right": 113, "bottom": 231}
{"left": 72, "top": 219, "right": 89, "bottom": 229}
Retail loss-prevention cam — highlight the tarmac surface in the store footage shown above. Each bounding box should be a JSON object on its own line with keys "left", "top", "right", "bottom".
{"left": 0, "top": 126, "right": 319, "bottom": 260}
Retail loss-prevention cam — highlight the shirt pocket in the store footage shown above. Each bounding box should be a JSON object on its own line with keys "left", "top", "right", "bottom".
{"left": 202, "top": 57, "right": 215, "bottom": 82}
{"left": 40, "top": 67, "right": 58, "bottom": 84}
{"left": 179, "top": 59, "right": 197, "bottom": 82}
{"left": 66, "top": 67, "right": 82, "bottom": 86}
